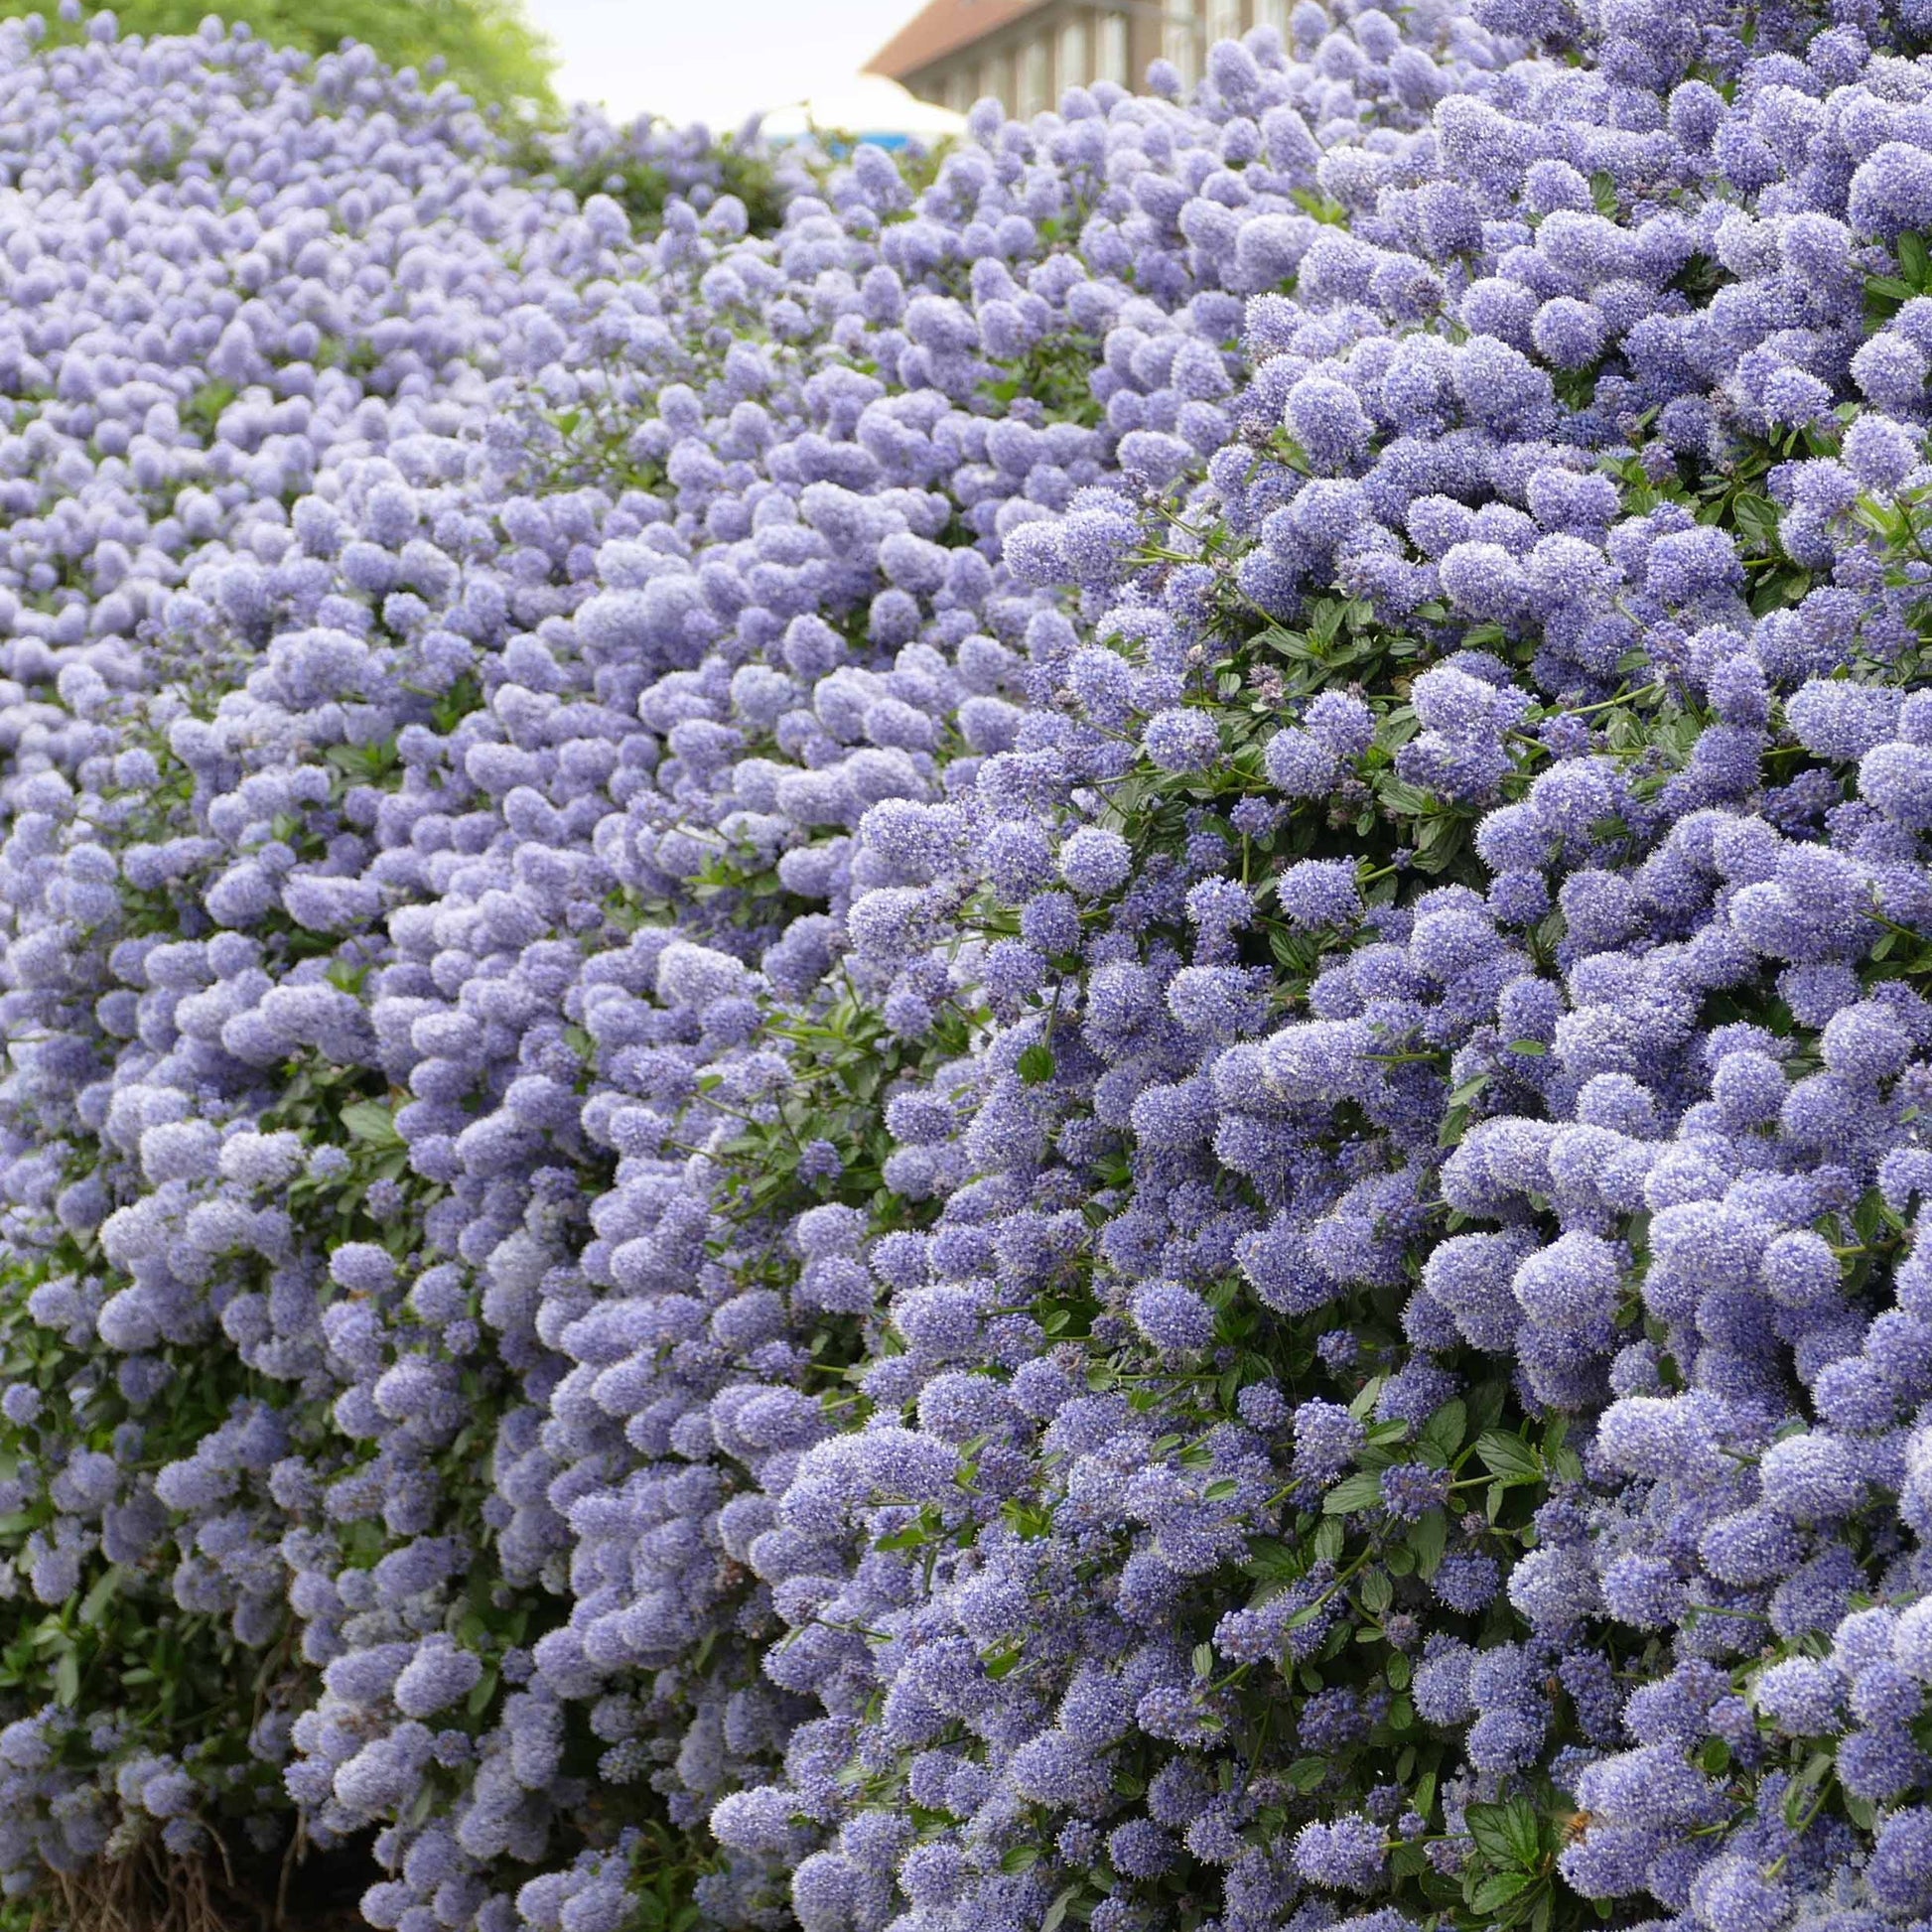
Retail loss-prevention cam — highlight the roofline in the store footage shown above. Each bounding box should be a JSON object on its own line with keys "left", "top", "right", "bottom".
{"left": 865, "top": 0, "right": 1053, "bottom": 82}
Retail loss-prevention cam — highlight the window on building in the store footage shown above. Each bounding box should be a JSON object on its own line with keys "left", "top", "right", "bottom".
{"left": 1058, "top": 15, "right": 1089, "bottom": 94}
{"left": 1096, "top": 11, "right": 1129, "bottom": 84}
{"left": 1206, "top": 0, "right": 1242, "bottom": 43}
{"left": 1164, "top": 3, "right": 1200, "bottom": 92}
{"left": 1253, "top": 0, "right": 1290, "bottom": 36}
{"left": 946, "top": 68, "right": 973, "bottom": 113}
{"left": 1019, "top": 33, "right": 1050, "bottom": 115}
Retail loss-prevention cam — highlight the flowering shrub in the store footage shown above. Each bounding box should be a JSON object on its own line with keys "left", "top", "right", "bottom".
{"left": 2, "top": 2, "right": 1932, "bottom": 1932}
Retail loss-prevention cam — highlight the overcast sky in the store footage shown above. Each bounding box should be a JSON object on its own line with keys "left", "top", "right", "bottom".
{"left": 530, "top": 0, "right": 923, "bottom": 129}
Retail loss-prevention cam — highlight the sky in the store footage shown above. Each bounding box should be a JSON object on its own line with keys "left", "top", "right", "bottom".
{"left": 530, "top": 0, "right": 925, "bottom": 129}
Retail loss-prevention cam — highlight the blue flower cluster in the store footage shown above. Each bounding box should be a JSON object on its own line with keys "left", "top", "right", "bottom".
{"left": 2, "top": 2, "right": 1932, "bottom": 1931}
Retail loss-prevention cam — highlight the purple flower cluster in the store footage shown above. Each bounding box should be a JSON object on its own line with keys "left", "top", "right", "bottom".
{"left": 3, "top": 1, "right": 1932, "bottom": 1930}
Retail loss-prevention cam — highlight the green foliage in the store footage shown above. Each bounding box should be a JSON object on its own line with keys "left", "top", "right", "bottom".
{"left": 980, "top": 330, "right": 1108, "bottom": 426}
{"left": 526, "top": 395, "right": 668, "bottom": 497}
{"left": 1864, "top": 225, "right": 1932, "bottom": 328}
{"left": 516, "top": 132, "right": 789, "bottom": 237}
{"left": 16, "top": 0, "right": 557, "bottom": 110}
{"left": 621, "top": 1821, "right": 710, "bottom": 1932}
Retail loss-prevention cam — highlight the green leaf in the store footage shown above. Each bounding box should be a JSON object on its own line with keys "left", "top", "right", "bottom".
{"left": 1507, "top": 1806, "right": 1544, "bottom": 1867}
{"left": 1784, "top": 1750, "right": 1834, "bottom": 1826}
{"left": 1465, "top": 1810, "right": 1518, "bottom": 1865}
{"left": 1286, "top": 1756, "right": 1327, "bottom": 1792}
{"left": 1017, "top": 1042, "right": 1056, "bottom": 1085}
{"left": 341, "top": 1102, "right": 404, "bottom": 1150}
{"left": 1470, "top": 1871, "right": 1533, "bottom": 1915}
{"left": 1389, "top": 1841, "right": 1431, "bottom": 1882}
{"left": 1506, "top": 1037, "right": 1548, "bottom": 1055}
{"left": 1474, "top": 1431, "right": 1543, "bottom": 1482}
{"left": 1466, "top": 1798, "right": 1542, "bottom": 1871}
{"left": 1322, "top": 1470, "right": 1385, "bottom": 1516}
{"left": 1041, "top": 1886, "right": 1080, "bottom": 1932}
{"left": 78, "top": 1566, "right": 119, "bottom": 1626}
{"left": 1003, "top": 1499, "right": 1053, "bottom": 1541}
{"left": 1359, "top": 1569, "right": 1393, "bottom": 1614}
{"left": 1411, "top": 1507, "right": 1448, "bottom": 1581}
{"left": 1420, "top": 1399, "right": 1467, "bottom": 1465}
{"left": 1244, "top": 1535, "right": 1303, "bottom": 1582}
{"left": 53, "top": 1648, "right": 78, "bottom": 1707}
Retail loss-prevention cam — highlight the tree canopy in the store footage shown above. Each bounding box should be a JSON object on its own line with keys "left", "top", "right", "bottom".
{"left": 16, "top": 0, "right": 557, "bottom": 109}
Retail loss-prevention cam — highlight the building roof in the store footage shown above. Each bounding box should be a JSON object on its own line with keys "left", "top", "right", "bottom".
{"left": 865, "top": 0, "right": 1050, "bottom": 80}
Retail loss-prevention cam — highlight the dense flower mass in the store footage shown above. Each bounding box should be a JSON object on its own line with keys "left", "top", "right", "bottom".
{"left": 0, "top": 2, "right": 1931, "bottom": 1931}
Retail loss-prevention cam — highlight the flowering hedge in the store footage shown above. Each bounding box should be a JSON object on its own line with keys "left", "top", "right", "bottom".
{"left": 0, "top": 3, "right": 1931, "bottom": 1932}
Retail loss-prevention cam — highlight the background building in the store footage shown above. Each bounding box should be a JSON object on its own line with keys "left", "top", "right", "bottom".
{"left": 868, "top": 0, "right": 1294, "bottom": 116}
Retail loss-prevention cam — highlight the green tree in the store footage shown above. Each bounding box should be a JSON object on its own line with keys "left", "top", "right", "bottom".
{"left": 15, "top": 0, "right": 558, "bottom": 111}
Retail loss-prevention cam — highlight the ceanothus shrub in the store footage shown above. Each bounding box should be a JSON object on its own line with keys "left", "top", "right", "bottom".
{"left": 0, "top": 0, "right": 1539, "bottom": 1919}
{"left": 711, "top": 9, "right": 1932, "bottom": 1932}
{"left": 4, "top": 2, "right": 1932, "bottom": 1932}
